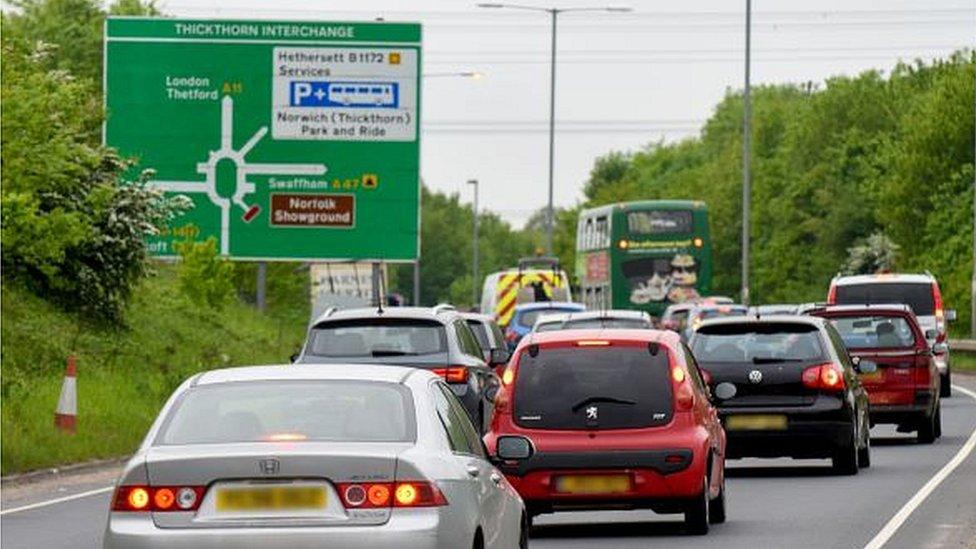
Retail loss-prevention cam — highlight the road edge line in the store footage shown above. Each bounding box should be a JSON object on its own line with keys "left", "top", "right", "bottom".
{"left": 0, "top": 486, "right": 114, "bottom": 516}
{"left": 862, "top": 384, "right": 976, "bottom": 549}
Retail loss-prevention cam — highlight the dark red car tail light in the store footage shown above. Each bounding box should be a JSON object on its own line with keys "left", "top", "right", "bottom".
{"left": 932, "top": 282, "right": 946, "bottom": 342}
{"left": 432, "top": 366, "right": 469, "bottom": 383}
{"left": 801, "top": 363, "right": 845, "bottom": 392}
{"left": 112, "top": 485, "right": 205, "bottom": 512}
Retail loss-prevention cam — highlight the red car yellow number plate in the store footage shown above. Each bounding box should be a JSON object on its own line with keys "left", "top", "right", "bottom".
{"left": 554, "top": 474, "right": 631, "bottom": 495}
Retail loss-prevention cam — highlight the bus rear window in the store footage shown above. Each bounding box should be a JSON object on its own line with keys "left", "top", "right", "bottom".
{"left": 627, "top": 210, "right": 693, "bottom": 235}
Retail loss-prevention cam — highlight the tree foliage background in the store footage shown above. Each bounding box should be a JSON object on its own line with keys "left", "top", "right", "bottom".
{"left": 2, "top": 0, "right": 973, "bottom": 338}
{"left": 1, "top": 0, "right": 179, "bottom": 323}
{"left": 577, "top": 53, "right": 975, "bottom": 335}
{"left": 391, "top": 186, "right": 537, "bottom": 306}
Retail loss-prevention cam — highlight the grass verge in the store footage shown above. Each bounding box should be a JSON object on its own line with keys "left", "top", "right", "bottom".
{"left": 953, "top": 350, "right": 976, "bottom": 374}
{"left": 1, "top": 265, "right": 307, "bottom": 475}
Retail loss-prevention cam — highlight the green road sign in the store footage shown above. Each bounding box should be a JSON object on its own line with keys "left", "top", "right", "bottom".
{"left": 105, "top": 18, "right": 421, "bottom": 261}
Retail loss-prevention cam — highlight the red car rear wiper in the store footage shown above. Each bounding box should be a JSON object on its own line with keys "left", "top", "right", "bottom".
{"left": 571, "top": 396, "right": 637, "bottom": 412}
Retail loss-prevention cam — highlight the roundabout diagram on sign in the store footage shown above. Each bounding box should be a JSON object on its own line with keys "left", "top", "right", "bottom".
{"left": 151, "top": 95, "right": 328, "bottom": 255}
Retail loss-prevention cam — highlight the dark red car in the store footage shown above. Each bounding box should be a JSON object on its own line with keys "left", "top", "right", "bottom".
{"left": 810, "top": 304, "right": 942, "bottom": 443}
{"left": 484, "top": 329, "right": 727, "bottom": 535}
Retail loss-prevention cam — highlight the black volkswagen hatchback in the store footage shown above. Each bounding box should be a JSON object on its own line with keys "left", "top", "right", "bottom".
{"left": 689, "top": 315, "right": 871, "bottom": 475}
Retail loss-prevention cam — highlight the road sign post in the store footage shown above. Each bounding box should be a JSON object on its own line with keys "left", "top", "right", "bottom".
{"left": 105, "top": 18, "right": 422, "bottom": 262}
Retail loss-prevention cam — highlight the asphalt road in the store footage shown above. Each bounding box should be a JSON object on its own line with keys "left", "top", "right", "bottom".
{"left": 3, "top": 379, "right": 975, "bottom": 549}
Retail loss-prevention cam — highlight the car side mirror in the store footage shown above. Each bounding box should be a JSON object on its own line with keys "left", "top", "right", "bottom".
{"left": 489, "top": 348, "right": 511, "bottom": 366}
{"left": 932, "top": 342, "right": 949, "bottom": 355}
{"left": 495, "top": 436, "right": 533, "bottom": 460}
{"left": 854, "top": 357, "right": 878, "bottom": 374}
{"left": 484, "top": 378, "right": 501, "bottom": 402}
{"left": 698, "top": 367, "right": 713, "bottom": 386}
{"left": 924, "top": 329, "right": 938, "bottom": 340}
{"left": 945, "top": 309, "right": 957, "bottom": 322}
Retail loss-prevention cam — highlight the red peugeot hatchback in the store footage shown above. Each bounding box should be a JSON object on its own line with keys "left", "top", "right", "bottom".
{"left": 484, "top": 329, "right": 727, "bottom": 535}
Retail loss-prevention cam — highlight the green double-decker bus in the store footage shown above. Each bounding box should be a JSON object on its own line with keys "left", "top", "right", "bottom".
{"left": 575, "top": 200, "right": 713, "bottom": 317}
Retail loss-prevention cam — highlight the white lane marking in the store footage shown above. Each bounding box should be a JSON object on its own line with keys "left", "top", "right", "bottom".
{"left": 0, "top": 486, "right": 113, "bottom": 516}
{"left": 863, "top": 384, "right": 976, "bottom": 549}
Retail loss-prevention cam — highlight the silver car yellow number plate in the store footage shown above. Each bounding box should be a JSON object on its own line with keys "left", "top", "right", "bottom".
{"left": 215, "top": 486, "right": 326, "bottom": 512}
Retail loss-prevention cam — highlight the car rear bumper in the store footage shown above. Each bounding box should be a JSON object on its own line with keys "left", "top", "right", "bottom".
{"left": 103, "top": 509, "right": 454, "bottom": 549}
{"left": 870, "top": 403, "right": 934, "bottom": 426}
{"left": 719, "top": 401, "right": 854, "bottom": 459}
{"left": 499, "top": 449, "right": 705, "bottom": 513}
{"left": 723, "top": 420, "right": 853, "bottom": 459}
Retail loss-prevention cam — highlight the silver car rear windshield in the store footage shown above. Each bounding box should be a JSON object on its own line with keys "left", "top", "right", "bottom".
{"left": 156, "top": 381, "right": 416, "bottom": 445}
{"left": 692, "top": 323, "right": 825, "bottom": 362}
{"left": 307, "top": 319, "right": 447, "bottom": 358}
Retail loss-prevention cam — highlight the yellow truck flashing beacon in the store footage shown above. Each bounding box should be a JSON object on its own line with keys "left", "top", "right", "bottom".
{"left": 480, "top": 257, "right": 573, "bottom": 328}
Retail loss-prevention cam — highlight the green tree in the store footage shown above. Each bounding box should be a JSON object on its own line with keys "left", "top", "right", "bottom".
{"left": 575, "top": 52, "right": 974, "bottom": 332}
{"left": 174, "top": 237, "right": 237, "bottom": 309}
{"left": 3, "top": 0, "right": 159, "bottom": 90}
{"left": 393, "top": 187, "right": 536, "bottom": 307}
{"left": 1, "top": 31, "right": 184, "bottom": 323}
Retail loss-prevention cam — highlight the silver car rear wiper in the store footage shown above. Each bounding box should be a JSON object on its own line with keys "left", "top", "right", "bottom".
{"left": 370, "top": 349, "right": 420, "bottom": 357}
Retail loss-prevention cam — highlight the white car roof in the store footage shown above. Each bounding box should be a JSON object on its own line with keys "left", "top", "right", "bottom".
{"left": 832, "top": 273, "right": 933, "bottom": 285}
{"left": 194, "top": 364, "right": 434, "bottom": 386}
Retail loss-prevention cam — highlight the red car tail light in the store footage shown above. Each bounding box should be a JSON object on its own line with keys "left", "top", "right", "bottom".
{"left": 827, "top": 284, "right": 837, "bottom": 304}
{"left": 432, "top": 366, "right": 469, "bottom": 383}
{"left": 802, "top": 363, "right": 845, "bottom": 392}
{"left": 112, "top": 485, "right": 205, "bottom": 512}
{"left": 502, "top": 367, "right": 516, "bottom": 386}
{"left": 670, "top": 364, "right": 696, "bottom": 411}
{"left": 675, "top": 383, "right": 696, "bottom": 411}
{"left": 671, "top": 366, "right": 686, "bottom": 384}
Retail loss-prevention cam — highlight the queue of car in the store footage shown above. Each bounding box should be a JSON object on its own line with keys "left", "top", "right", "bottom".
{"left": 104, "top": 271, "right": 957, "bottom": 548}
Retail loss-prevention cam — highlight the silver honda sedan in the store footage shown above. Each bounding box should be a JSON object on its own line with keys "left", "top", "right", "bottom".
{"left": 103, "top": 364, "right": 527, "bottom": 549}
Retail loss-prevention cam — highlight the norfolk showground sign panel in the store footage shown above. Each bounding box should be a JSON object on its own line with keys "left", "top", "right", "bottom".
{"left": 105, "top": 18, "right": 421, "bottom": 261}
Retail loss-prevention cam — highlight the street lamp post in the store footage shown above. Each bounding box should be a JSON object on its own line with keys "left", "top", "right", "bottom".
{"left": 741, "top": 0, "right": 752, "bottom": 306}
{"left": 417, "top": 70, "right": 486, "bottom": 306}
{"left": 468, "top": 179, "right": 480, "bottom": 308}
{"left": 477, "top": 3, "right": 632, "bottom": 255}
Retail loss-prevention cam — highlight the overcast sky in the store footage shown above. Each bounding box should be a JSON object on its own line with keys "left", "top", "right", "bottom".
{"left": 160, "top": 0, "right": 974, "bottom": 227}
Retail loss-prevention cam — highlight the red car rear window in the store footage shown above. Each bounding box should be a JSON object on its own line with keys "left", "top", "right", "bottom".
{"left": 827, "top": 315, "right": 919, "bottom": 349}
{"left": 513, "top": 346, "right": 672, "bottom": 430}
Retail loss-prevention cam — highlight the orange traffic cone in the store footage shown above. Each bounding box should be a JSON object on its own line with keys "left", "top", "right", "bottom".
{"left": 54, "top": 355, "right": 77, "bottom": 434}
